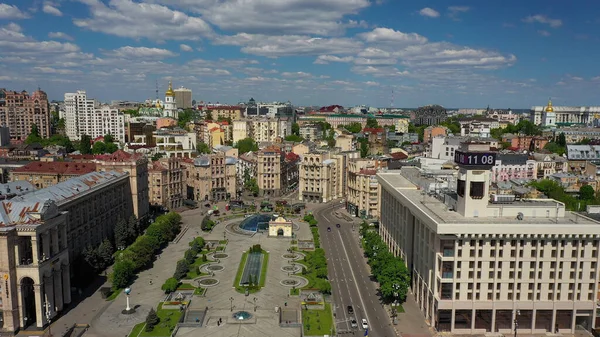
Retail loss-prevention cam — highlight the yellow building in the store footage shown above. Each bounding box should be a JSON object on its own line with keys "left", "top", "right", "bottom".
{"left": 346, "top": 159, "right": 385, "bottom": 219}
{"left": 299, "top": 152, "right": 343, "bottom": 202}
{"left": 268, "top": 216, "right": 292, "bottom": 237}
{"left": 335, "top": 134, "right": 354, "bottom": 152}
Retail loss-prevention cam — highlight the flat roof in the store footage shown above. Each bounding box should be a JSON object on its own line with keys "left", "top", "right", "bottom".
{"left": 377, "top": 171, "right": 600, "bottom": 235}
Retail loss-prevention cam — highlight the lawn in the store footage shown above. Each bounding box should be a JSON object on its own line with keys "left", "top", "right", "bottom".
{"left": 310, "top": 227, "right": 321, "bottom": 248}
{"left": 186, "top": 256, "right": 213, "bottom": 279}
{"left": 176, "top": 283, "right": 195, "bottom": 290}
{"left": 194, "top": 287, "right": 205, "bottom": 296}
{"left": 290, "top": 288, "right": 300, "bottom": 296}
{"left": 303, "top": 303, "right": 334, "bottom": 336}
{"left": 218, "top": 240, "right": 228, "bottom": 244}
{"left": 106, "top": 288, "right": 122, "bottom": 301}
{"left": 233, "top": 250, "right": 269, "bottom": 294}
{"left": 128, "top": 303, "right": 183, "bottom": 337}
{"left": 391, "top": 304, "right": 405, "bottom": 313}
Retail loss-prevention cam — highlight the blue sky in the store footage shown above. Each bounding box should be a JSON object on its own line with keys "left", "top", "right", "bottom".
{"left": 1, "top": 0, "right": 599, "bottom": 108}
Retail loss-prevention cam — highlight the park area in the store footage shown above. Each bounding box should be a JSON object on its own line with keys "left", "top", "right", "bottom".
{"left": 302, "top": 303, "right": 334, "bottom": 336}
{"left": 234, "top": 244, "right": 269, "bottom": 293}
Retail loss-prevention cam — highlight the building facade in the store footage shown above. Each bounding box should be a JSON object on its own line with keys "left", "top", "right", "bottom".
{"left": 153, "top": 128, "right": 197, "bottom": 158}
{"left": 64, "top": 91, "right": 125, "bottom": 142}
{"left": 298, "top": 152, "right": 342, "bottom": 202}
{"left": 299, "top": 124, "right": 322, "bottom": 142}
{"left": 531, "top": 100, "right": 600, "bottom": 127}
{"left": 10, "top": 162, "right": 97, "bottom": 189}
{"left": 148, "top": 157, "right": 184, "bottom": 210}
{"left": 411, "top": 105, "right": 448, "bottom": 126}
{"left": 183, "top": 154, "right": 236, "bottom": 201}
{"left": 257, "top": 146, "right": 284, "bottom": 196}
{"left": 346, "top": 159, "right": 384, "bottom": 219}
{"left": 173, "top": 87, "right": 192, "bottom": 109}
{"left": 0, "top": 88, "right": 51, "bottom": 141}
{"left": 424, "top": 126, "right": 450, "bottom": 144}
{"left": 491, "top": 154, "right": 536, "bottom": 183}
{"left": 378, "top": 143, "right": 600, "bottom": 335}
{"left": 459, "top": 118, "right": 498, "bottom": 138}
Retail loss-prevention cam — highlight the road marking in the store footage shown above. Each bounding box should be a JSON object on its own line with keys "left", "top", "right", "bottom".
{"left": 337, "top": 230, "right": 373, "bottom": 335}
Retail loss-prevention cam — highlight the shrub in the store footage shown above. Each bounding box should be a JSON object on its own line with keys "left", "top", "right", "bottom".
{"left": 145, "top": 308, "right": 160, "bottom": 331}
{"left": 162, "top": 277, "right": 180, "bottom": 294}
{"left": 173, "top": 260, "right": 189, "bottom": 280}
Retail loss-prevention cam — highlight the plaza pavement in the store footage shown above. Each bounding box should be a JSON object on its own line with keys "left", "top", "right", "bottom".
{"left": 45, "top": 202, "right": 312, "bottom": 337}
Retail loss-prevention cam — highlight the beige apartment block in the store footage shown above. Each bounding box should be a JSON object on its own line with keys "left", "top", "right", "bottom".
{"left": 335, "top": 134, "right": 354, "bottom": 152}
{"left": 183, "top": 154, "right": 237, "bottom": 201}
{"left": 232, "top": 120, "right": 248, "bottom": 144}
{"left": 207, "top": 106, "right": 242, "bottom": 121}
{"left": 0, "top": 171, "right": 133, "bottom": 334}
{"left": 0, "top": 89, "right": 51, "bottom": 141}
{"left": 257, "top": 146, "right": 284, "bottom": 196}
{"left": 10, "top": 162, "right": 97, "bottom": 189}
{"left": 377, "top": 142, "right": 600, "bottom": 335}
{"left": 94, "top": 150, "right": 150, "bottom": 221}
{"left": 299, "top": 152, "right": 342, "bottom": 202}
{"left": 346, "top": 159, "right": 385, "bottom": 219}
{"left": 149, "top": 157, "right": 184, "bottom": 210}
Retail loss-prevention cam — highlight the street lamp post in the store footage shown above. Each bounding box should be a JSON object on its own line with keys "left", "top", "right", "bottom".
{"left": 229, "top": 297, "right": 234, "bottom": 312}
{"left": 514, "top": 309, "right": 520, "bottom": 337}
{"left": 124, "top": 287, "right": 132, "bottom": 313}
{"left": 253, "top": 297, "right": 257, "bottom": 312}
{"left": 45, "top": 301, "right": 52, "bottom": 337}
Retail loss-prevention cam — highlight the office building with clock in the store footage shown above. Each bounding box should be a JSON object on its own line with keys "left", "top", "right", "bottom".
{"left": 377, "top": 140, "right": 600, "bottom": 335}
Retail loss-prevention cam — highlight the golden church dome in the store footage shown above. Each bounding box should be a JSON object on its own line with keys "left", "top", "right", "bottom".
{"left": 165, "top": 81, "right": 174, "bottom": 97}
{"left": 545, "top": 98, "right": 554, "bottom": 112}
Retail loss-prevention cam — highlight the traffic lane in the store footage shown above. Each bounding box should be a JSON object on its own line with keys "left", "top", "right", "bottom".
{"left": 322, "top": 226, "right": 351, "bottom": 332}
{"left": 339, "top": 224, "right": 397, "bottom": 336}
{"left": 314, "top": 204, "right": 362, "bottom": 335}
{"left": 315, "top": 205, "right": 365, "bottom": 336}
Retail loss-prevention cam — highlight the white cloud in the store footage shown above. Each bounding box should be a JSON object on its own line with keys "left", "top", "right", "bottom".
{"left": 538, "top": 30, "right": 551, "bottom": 37}
{"left": 281, "top": 71, "right": 313, "bottom": 78}
{"left": 147, "top": 0, "right": 370, "bottom": 36}
{"left": 180, "top": 44, "right": 193, "bottom": 52}
{"left": 33, "top": 66, "right": 81, "bottom": 75}
{"left": 216, "top": 34, "right": 361, "bottom": 57}
{"left": 354, "top": 57, "right": 397, "bottom": 66}
{"left": 357, "top": 47, "right": 391, "bottom": 58}
{"left": 523, "top": 14, "right": 562, "bottom": 28}
{"left": 48, "top": 32, "right": 74, "bottom": 41}
{"left": 43, "top": 2, "right": 63, "bottom": 16}
{"left": 104, "top": 46, "right": 177, "bottom": 59}
{"left": 314, "top": 55, "right": 354, "bottom": 64}
{"left": 352, "top": 65, "right": 409, "bottom": 77}
{"left": 74, "top": 0, "right": 214, "bottom": 41}
{"left": 359, "top": 28, "right": 428, "bottom": 45}
{"left": 0, "top": 3, "right": 29, "bottom": 19}
{"left": 448, "top": 6, "right": 469, "bottom": 20}
{"left": 419, "top": 7, "right": 440, "bottom": 18}
{"left": 365, "top": 81, "right": 379, "bottom": 86}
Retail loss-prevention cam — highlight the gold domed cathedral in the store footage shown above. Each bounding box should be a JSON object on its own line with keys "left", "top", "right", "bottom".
{"left": 542, "top": 98, "right": 556, "bottom": 127}
{"left": 163, "top": 81, "right": 178, "bottom": 118}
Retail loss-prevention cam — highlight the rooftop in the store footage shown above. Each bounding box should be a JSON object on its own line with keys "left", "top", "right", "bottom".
{"left": 0, "top": 171, "right": 127, "bottom": 226}
{"left": 377, "top": 168, "right": 600, "bottom": 235}
{"left": 13, "top": 161, "right": 97, "bottom": 175}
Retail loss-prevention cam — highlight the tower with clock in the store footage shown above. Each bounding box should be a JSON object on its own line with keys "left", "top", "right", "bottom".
{"left": 454, "top": 142, "right": 497, "bottom": 218}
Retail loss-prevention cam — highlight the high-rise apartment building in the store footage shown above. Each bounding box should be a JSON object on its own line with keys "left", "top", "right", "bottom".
{"left": 257, "top": 146, "right": 284, "bottom": 196}
{"left": 182, "top": 154, "right": 237, "bottom": 201}
{"left": 148, "top": 157, "right": 184, "bottom": 210}
{"left": 0, "top": 88, "right": 51, "bottom": 141}
{"left": 174, "top": 86, "right": 192, "bottom": 110}
{"left": 299, "top": 152, "right": 343, "bottom": 202}
{"left": 64, "top": 91, "right": 125, "bottom": 142}
{"left": 377, "top": 141, "right": 600, "bottom": 335}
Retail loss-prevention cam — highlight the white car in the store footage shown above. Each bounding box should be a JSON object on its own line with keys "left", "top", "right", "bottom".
{"left": 361, "top": 318, "right": 368, "bottom": 330}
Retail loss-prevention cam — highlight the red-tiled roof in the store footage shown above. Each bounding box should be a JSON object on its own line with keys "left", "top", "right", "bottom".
{"left": 96, "top": 150, "right": 142, "bottom": 161}
{"left": 390, "top": 152, "right": 408, "bottom": 160}
{"left": 363, "top": 128, "right": 385, "bottom": 134}
{"left": 285, "top": 152, "right": 300, "bottom": 162}
{"left": 209, "top": 127, "right": 220, "bottom": 132}
{"left": 13, "top": 161, "right": 97, "bottom": 175}
{"left": 359, "top": 169, "right": 377, "bottom": 175}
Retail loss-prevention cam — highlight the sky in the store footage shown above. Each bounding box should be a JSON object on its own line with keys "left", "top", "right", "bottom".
{"left": 0, "top": 0, "right": 599, "bottom": 108}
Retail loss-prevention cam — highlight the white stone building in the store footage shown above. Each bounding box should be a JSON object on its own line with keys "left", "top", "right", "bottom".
{"left": 64, "top": 91, "right": 125, "bottom": 142}
{"left": 378, "top": 142, "right": 600, "bottom": 335}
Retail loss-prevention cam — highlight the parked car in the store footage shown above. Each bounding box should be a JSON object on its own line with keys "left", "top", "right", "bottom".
{"left": 336, "top": 223, "right": 341, "bottom": 228}
{"left": 350, "top": 318, "right": 358, "bottom": 328}
{"left": 361, "top": 318, "right": 368, "bottom": 330}
{"left": 327, "top": 227, "right": 331, "bottom": 232}
{"left": 347, "top": 305, "right": 354, "bottom": 314}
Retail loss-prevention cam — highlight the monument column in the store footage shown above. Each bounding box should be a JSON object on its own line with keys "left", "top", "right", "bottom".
{"left": 33, "top": 284, "right": 45, "bottom": 328}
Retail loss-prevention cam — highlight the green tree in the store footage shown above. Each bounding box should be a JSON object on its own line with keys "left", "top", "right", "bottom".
{"left": 285, "top": 134, "right": 303, "bottom": 142}
{"left": 114, "top": 217, "right": 134, "bottom": 249}
{"left": 82, "top": 245, "right": 99, "bottom": 271}
{"left": 178, "top": 108, "right": 197, "bottom": 128}
{"left": 342, "top": 122, "right": 362, "bottom": 133}
{"left": 104, "top": 134, "right": 115, "bottom": 144}
{"left": 145, "top": 308, "right": 160, "bottom": 331}
{"left": 235, "top": 138, "right": 259, "bottom": 154}
{"left": 359, "top": 138, "right": 369, "bottom": 158}
{"left": 205, "top": 110, "right": 213, "bottom": 121}
{"left": 217, "top": 116, "right": 232, "bottom": 124}
{"left": 161, "top": 277, "right": 180, "bottom": 294}
{"left": 580, "top": 185, "right": 595, "bottom": 200}
{"left": 173, "top": 260, "right": 190, "bottom": 280}
{"left": 92, "top": 141, "right": 107, "bottom": 154}
{"left": 291, "top": 122, "right": 300, "bottom": 136}
{"left": 543, "top": 142, "right": 566, "bottom": 156}
{"left": 197, "top": 142, "right": 211, "bottom": 154}
{"left": 105, "top": 142, "right": 118, "bottom": 153}
{"left": 365, "top": 117, "right": 379, "bottom": 129}
{"left": 25, "top": 124, "right": 42, "bottom": 144}
{"left": 122, "top": 236, "right": 159, "bottom": 271}
{"left": 557, "top": 132, "right": 567, "bottom": 147}
{"left": 243, "top": 168, "right": 251, "bottom": 185}
{"left": 111, "top": 259, "right": 135, "bottom": 290}
{"left": 79, "top": 134, "right": 92, "bottom": 154}
{"left": 128, "top": 215, "right": 140, "bottom": 236}
{"left": 151, "top": 152, "right": 165, "bottom": 161}
{"left": 184, "top": 249, "right": 196, "bottom": 264}
{"left": 97, "top": 239, "right": 114, "bottom": 268}
{"left": 246, "top": 178, "right": 259, "bottom": 195}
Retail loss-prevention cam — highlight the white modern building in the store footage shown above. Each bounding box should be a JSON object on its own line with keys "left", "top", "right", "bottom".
{"left": 64, "top": 91, "right": 125, "bottom": 142}
{"left": 429, "top": 136, "right": 498, "bottom": 162}
{"left": 458, "top": 118, "right": 498, "bottom": 138}
{"left": 378, "top": 141, "right": 600, "bottom": 335}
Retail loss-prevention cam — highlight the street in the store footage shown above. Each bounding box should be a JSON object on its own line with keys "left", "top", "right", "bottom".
{"left": 313, "top": 202, "right": 397, "bottom": 337}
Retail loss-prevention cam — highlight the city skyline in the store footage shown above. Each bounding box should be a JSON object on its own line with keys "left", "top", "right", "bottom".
{"left": 1, "top": 0, "right": 599, "bottom": 107}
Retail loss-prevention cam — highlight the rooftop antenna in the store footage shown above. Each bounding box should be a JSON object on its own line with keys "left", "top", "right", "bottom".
{"left": 155, "top": 79, "right": 159, "bottom": 100}
{"left": 390, "top": 87, "right": 394, "bottom": 109}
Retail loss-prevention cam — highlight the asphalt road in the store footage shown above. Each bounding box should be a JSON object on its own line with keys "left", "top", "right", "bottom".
{"left": 314, "top": 202, "right": 398, "bottom": 337}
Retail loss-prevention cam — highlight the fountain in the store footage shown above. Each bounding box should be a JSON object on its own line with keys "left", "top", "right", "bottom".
{"left": 232, "top": 311, "right": 253, "bottom": 321}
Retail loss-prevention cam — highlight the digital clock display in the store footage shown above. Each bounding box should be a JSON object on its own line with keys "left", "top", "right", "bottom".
{"left": 454, "top": 151, "right": 496, "bottom": 167}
